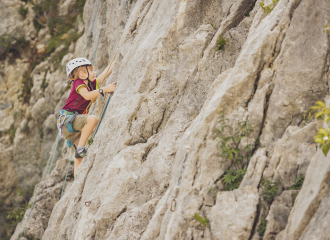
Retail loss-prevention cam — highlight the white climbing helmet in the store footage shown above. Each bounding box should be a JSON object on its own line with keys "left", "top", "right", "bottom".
{"left": 66, "top": 58, "right": 92, "bottom": 78}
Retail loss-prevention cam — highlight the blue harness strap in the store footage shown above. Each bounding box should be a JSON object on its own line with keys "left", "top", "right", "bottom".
{"left": 67, "top": 134, "right": 81, "bottom": 149}
{"left": 66, "top": 113, "right": 79, "bottom": 134}
{"left": 59, "top": 110, "right": 79, "bottom": 134}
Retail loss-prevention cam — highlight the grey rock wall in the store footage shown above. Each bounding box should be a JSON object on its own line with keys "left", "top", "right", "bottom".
{"left": 2, "top": 0, "right": 330, "bottom": 239}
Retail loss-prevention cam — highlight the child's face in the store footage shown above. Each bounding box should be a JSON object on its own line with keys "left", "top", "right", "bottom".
{"left": 86, "top": 65, "right": 96, "bottom": 81}
{"left": 80, "top": 65, "right": 96, "bottom": 81}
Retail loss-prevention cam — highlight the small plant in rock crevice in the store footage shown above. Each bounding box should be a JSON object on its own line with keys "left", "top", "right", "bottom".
{"left": 215, "top": 35, "right": 228, "bottom": 51}
{"left": 87, "top": 137, "right": 94, "bottom": 146}
{"left": 7, "top": 187, "right": 32, "bottom": 223}
{"left": 260, "top": 179, "right": 279, "bottom": 204}
{"left": 257, "top": 218, "right": 267, "bottom": 236}
{"left": 260, "top": 0, "right": 280, "bottom": 13}
{"left": 208, "top": 22, "right": 217, "bottom": 30}
{"left": 195, "top": 213, "right": 209, "bottom": 228}
{"left": 213, "top": 109, "right": 256, "bottom": 191}
{"left": 300, "top": 107, "right": 317, "bottom": 127}
{"left": 288, "top": 175, "right": 304, "bottom": 190}
{"left": 221, "top": 167, "right": 247, "bottom": 191}
{"left": 18, "top": 5, "right": 29, "bottom": 18}
{"left": 41, "top": 75, "right": 48, "bottom": 91}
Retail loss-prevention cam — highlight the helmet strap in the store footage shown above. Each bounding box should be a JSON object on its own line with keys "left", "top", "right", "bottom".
{"left": 80, "top": 66, "right": 94, "bottom": 90}
{"left": 82, "top": 65, "right": 94, "bottom": 91}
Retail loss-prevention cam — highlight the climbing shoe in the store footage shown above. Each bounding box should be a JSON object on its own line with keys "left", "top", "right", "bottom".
{"left": 75, "top": 147, "right": 87, "bottom": 158}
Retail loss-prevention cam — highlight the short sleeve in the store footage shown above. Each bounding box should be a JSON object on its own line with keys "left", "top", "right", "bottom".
{"left": 74, "top": 79, "right": 86, "bottom": 95}
{"left": 95, "top": 78, "right": 99, "bottom": 90}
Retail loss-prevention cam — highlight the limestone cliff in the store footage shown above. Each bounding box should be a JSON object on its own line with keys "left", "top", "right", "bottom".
{"left": 1, "top": 0, "right": 330, "bottom": 239}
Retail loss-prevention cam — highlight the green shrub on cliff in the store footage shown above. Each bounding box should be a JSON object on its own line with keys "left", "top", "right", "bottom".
{"left": 311, "top": 101, "right": 330, "bottom": 156}
{"left": 213, "top": 109, "right": 257, "bottom": 190}
{"left": 215, "top": 35, "right": 228, "bottom": 51}
{"left": 18, "top": 5, "right": 29, "bottom": 18}
{"left": 7, "top": 187, "right": 31, "bottom": 223}
{"left": 261, "top": 179, "right": 279, "bottom": 204}
{"left": 260, "top": 0, "right": 280, "bottom": 13}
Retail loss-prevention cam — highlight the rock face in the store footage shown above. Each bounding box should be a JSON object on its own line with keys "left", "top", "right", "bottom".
{"left": 2, "top": 0, "right": 330, "bottom": 239}
{"left": 208, "top": 186, "right": 259, "bottom": 240}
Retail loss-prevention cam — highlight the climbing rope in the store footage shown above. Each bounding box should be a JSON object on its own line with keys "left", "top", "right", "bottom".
{"left": 92, "top": 2, "right": 107, "bottom": 65}
{"left": 19, "top": 133, "right": 61, "bottom": 240}
{"left": 60, "top": 155, "right": 73, "bottom": 199}
{"left": 93, "top": 93, "right": 112, "bottom": 138}
{"left": 48, "top": 133, "right": 61, "bottom": 173}
{"left": 170, "top": 146, "right": 190, "bottom": 212}
{"left": 60, "top": 0, "right": 115, "bottom": 204}
{"left": 83, "top": 0, "right": 102, "bottom": 57}
{"left": 125, "top": 0, "right": 130, "bottom": 21}
{"left": 83, "top": 1, "right": 108, "bottom": 116}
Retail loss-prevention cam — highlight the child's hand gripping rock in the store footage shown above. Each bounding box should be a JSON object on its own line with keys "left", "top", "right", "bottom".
{"left": 103, "top": 83, "right": 116, "bottom": 93}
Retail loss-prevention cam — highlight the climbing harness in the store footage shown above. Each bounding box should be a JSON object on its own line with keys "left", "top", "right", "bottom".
{"left": 59, "top": 110, "right": 79, "bottom": 133}
{"left": 58, "top": 110, "right": 79, "bottom": 143}
{"left": 19, "top": 133, "right": 61, "bottom": 240}
{"left": 170, "top": 146, "right": 190, "bottom": 212}
{"left": 67, "top": 133, "right": 81, "bottom": 149}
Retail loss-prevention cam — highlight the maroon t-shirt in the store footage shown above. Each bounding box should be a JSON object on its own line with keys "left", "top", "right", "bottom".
{"left": 62, "top": 79, "right": 98, "bottom": 114}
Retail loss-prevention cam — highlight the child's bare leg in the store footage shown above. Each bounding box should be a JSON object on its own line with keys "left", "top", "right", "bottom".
{"left": 74, "top": 115, "right": 98, "bottom": 177}
{"left": 78, "top": 115, "right": 98, "bottom": 146}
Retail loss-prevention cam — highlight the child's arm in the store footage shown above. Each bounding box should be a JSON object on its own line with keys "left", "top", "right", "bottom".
{"left": 97, "top": 61, "right": 115, "bottom": 85}
{"left": 79, "top": 83, "right": 116, "bottom": 100}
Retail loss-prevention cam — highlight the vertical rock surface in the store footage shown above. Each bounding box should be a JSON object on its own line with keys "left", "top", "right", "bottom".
{"left": 2, "top": 0, "right": 330, "bottom": 239}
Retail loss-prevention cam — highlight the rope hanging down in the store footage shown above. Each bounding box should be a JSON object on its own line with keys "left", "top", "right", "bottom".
{"left": 83, "top": 0, "right": 102, "bottom": 57}
{"left": 60, "top": 155, "right": 73, "bottom": 199}
{"left": 83, "top": 2, "right": 108, "bottom": 115}
{"left": 125, "top": 0, "right": 130, "bottom": 21}
{"left": 19, "top": 133, "right": 61, "bottom": 240}
{"left": 170, "top": 146, "right": 190, "bottom": 212}
{"left": 48, "top": 133, "right": 61, "bottom": 173}
{"left": 92, "top": 2, "right": 107, "bottom": 65}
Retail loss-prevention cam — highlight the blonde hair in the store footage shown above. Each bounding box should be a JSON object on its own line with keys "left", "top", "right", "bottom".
{"left": 68, "top": 65, "right": 94, "bottom": 81}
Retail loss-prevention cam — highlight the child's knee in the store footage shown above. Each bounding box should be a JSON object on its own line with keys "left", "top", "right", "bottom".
{"left": 88, "top": 115, "right": 98, "bottom": 125}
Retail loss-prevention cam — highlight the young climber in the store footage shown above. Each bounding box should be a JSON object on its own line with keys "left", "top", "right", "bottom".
{"left": 57, "top": 58, "right": 116, "bottom": 177}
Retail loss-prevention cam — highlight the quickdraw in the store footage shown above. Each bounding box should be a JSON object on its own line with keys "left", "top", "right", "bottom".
{"left": 170, "top": 146, "right": 190, "bottom": 212}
